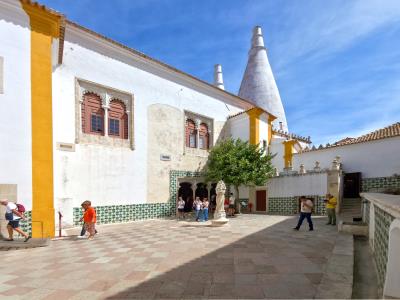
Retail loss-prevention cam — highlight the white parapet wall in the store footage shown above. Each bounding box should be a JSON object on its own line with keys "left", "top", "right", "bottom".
{"left": 268, "top": 172, "right": 328, "bottom": 197}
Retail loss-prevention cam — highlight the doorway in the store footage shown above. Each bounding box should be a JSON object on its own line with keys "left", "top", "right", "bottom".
{"left": 178, "top": 182, "right": 193, "bottom": 212}
{"left": 344, "top": 172, "right": 361, "bottom": 198}
{"left": 256, "top": 190, "right": 266, "bottom": 211}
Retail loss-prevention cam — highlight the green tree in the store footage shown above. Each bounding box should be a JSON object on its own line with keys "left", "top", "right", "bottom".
{"left": 205, "top": 138, "right": 275, "bottom": 212}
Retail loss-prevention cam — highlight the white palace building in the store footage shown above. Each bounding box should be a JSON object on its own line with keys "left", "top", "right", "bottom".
{"left": 0, "top": 0, "right": 399, "bottom": 239}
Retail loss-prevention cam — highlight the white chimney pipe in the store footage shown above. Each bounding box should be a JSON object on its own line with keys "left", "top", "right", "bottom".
{"left": 214, "top": 64, "right": 225, "bottom": 90}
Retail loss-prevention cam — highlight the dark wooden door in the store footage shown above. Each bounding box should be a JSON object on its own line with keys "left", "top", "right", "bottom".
{"left": 256, "top": 190, "right": 266, "bottom": 211}
{"left": 344, "top": 172, "right": 361, "bottom": 198}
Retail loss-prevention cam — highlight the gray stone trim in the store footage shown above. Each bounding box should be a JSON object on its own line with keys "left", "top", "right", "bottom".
{"left": 316, "top": 233, "right": 354, "bottom": 299}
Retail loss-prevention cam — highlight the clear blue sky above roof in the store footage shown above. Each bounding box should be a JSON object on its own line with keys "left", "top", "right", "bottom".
{"left": 39, "top": 0, "right": 400, "bottom": 145}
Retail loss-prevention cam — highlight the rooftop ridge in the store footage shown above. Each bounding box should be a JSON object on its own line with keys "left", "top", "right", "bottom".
{"left": 300, "top": 122, "right": 400, "bottom": 153}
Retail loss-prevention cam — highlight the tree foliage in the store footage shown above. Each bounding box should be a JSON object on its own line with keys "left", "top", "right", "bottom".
{"left": 205, "top": 138, "right": 275, "bottom": 189}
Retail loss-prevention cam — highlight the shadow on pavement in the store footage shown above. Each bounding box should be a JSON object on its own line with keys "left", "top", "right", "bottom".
{"left": 107, "top": 215, "right": 335, "bottom": 299}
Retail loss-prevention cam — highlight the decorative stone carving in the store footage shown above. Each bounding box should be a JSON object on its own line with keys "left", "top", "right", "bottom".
{"left": 299, "top": 164, "right": 306, "bottom": 174}
{"left": 314, "top": 161, "right": 321, "bottom": 171}
{"left": 331, "top": 159, "right": 340, "bottom": 171}
{"left": 212, "top": 180, "right": 229, "bottom": 226}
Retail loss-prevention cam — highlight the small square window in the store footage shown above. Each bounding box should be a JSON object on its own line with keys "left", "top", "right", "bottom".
{"left": 91, "top": 114, "right": 103, "bottom": 133}
{"left": 109, "top": 119, "right": 120, "bottom": 136}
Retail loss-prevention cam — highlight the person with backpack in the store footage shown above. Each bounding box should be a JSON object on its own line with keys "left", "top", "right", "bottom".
{"left": 0, "top": 199, "right": 30, "bottom": 242}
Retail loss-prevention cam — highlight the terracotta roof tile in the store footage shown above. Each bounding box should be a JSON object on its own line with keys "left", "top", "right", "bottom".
{"left": 301, "top": 122, "right": 400, "bottom": 153}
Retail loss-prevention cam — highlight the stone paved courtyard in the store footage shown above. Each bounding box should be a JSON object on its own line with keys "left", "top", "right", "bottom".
{"left": 0, "top": 214, "right": 340, "bottom": 299}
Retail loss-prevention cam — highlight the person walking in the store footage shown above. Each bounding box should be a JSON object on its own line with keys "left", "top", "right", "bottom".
{"left": 293, "top": 196, "right": 314, "bottom": 231}
{"left": 77, "top": 201, "right": 98, "bottom": 239}
{"left": 202, "top": 198, "right": 209, "bottom": 221}
{"left": 325, "top": 193, "right": 337, "bottom": 225}
{"left": 0, "top": 199, "right": 30, "bottom": 242}
{"left": 177, "top": 197, "right": 185, "bottom": 219}
{"left": 81, "top": 200, "right": 97, "bottom": 240}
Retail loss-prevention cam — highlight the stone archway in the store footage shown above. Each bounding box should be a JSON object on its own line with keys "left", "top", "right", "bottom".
{"left": 178, "top": 182, "right": 193, "bottom": 212}
{"left": 195, "top": 183, "right": 208, "bottom": 200}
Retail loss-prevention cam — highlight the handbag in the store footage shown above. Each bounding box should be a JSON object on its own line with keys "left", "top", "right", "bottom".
{"left": 5, "top": 212, "right": 13, "bottom": 221}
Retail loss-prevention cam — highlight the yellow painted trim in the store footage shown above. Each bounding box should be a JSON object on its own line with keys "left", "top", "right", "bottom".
{"left": 283, "top": 140, "right": 296, "bottom": 168}
{"left": 246, "top": 108, "right": 263, "bottom": 145}
{"left": 22, "top": 1, "right": 62, "bottom": 238}
{"left": 267, "top": 114, "right": 277, "bottom": 146}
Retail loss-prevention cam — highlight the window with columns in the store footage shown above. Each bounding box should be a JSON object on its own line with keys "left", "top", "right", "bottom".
{"left": 198, "top": 123, "right": 209, "bottom": 150}
{"left": 108, "top": 99, "right": 128, "bottom": 139}
{"left": 184, "top": 112, "right": 212, "bottom": 151}
{"left": 82, "top": 92, "right": 105, "bottom": 135}
{"left": 186, "top": 119, "right": 197, "bottom": 148}
{"left": 76, "top": 79, "right": 134, "bottom": 149}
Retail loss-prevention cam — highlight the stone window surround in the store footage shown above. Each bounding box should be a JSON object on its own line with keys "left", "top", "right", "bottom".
{"left": 184, "top": 110, "right": 213, "bottom": 157}
{"left": 75, "top": 78, "right": 134, "bottom": 150}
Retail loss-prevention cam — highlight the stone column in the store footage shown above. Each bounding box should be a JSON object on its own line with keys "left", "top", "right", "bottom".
{"left": 103, "top": 105, "right": 109, "bottom": 136}
{"left": 195, "top": 119, "right": 201, "bottom": 149}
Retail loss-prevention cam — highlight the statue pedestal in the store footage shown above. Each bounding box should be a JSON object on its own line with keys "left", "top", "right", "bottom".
{"left": 212, "top": 211, "right": 229, "bottom": 226}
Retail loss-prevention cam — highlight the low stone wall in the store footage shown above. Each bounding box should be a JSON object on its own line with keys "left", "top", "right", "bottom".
{"left": 361, "top": 192, "right": 400, "bottom": 297}
{"left": 268, "top": 195, "right": 327, "bottom": 215}
{"left": 362, "top": 176, "right": 400, "bottom": 193}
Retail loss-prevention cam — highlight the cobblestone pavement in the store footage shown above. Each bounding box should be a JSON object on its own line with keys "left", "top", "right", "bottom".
{"left": 0, "top": 214, "right": 338, "bottom": 299}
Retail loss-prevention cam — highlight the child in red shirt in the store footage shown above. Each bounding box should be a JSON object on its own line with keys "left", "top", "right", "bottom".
{"left": 82, "top": 200, "right": 96, "bottom": 240}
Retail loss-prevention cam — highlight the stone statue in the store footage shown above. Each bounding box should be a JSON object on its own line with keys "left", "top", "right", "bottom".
{"left": 299, "top": 164, "right": 306, "bottom": 174}
{"left": 212, "top": 180, "right": 229, "bottom": 226}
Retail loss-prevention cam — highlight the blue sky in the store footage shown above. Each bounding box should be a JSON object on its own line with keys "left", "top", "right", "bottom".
{"left": 41, "top": 0, "right": 400, "bottom": 145}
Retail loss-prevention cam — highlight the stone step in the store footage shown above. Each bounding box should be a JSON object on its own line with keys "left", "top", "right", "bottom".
{"left": 0, "top": 238, "right": 49, "bottom": 251}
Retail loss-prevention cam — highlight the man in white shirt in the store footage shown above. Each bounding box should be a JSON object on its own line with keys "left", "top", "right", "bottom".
{"left": 0, "top": 199, "right": 30, "bottom": 242}
{"left": 293, "top": 196, "right": 314, "bottom": 231}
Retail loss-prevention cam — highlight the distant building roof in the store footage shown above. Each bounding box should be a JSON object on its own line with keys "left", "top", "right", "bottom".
{"left": 272, "top": 129, "right": 312, "bottom": 144}
{"left": 301, "top": 122, "right": 400, "bottom": 153}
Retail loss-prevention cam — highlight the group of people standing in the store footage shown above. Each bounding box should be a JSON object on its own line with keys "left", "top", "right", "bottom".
{"left": 177, "top": 192, "right": 237, "bottom": 221}
{"left": 177, "top": 197, "right": 210, "bottom": 221}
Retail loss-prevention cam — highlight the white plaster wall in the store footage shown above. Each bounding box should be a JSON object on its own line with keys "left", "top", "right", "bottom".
{"left": 228, "top": 114, "right": 249, "bottom": 141}
{"left": 259, "top": 113, "right": 268, "bottom": 145}
{"left": 267, "top": 172, "right": 328, "bottom": 197}
{"left": 270, "top": 135, "right": 285, "bottom": 171}
{"left": 0, "top": 2, "right": 32, "bottom": 209}
{"left": 52, "top": 25, "right": 246, "bottom": 224}
{"left": 293, "top": 137, "right": 400, "bottom": 178}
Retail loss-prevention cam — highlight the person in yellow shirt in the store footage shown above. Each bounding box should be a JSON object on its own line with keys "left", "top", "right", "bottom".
{"left": 325, "top": 193, "right": 337, "bottom": 225}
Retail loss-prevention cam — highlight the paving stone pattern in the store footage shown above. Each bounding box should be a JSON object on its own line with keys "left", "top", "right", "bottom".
{"left": 0, "top": 214, "right": 339, "bottom": 299}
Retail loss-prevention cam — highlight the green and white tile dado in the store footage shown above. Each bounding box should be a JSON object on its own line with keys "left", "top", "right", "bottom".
{"left": 73, "top": 170, "right": 204, "bottom": 226}
{"left": 362, "top": 176, "right": 400, "bottom": 192}
{"left": 268, "top": 195, "right": 327, "bottom": 215}
{"left": 373, "top": 205, "right": 395, "bottom": 291}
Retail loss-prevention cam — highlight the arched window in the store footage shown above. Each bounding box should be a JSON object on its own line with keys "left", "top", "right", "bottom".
{"left": 82, "top": 92, "right": 104, "bottom": 135}
{"left": 108, "top": 99, "right": 128, "bottom": 139}
{"left": 185, "top": 119, "right": 197, "bottom": 148}
{"left": 199, "top": 123, "right": 209, "bottom": 149}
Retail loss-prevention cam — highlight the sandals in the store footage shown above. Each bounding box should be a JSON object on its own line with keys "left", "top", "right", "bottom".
{"left": 24, "top": 236, "right": 31, "bottom": 242}
{"left": 4, "top": 238, "right": 14, "bottom": 241}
